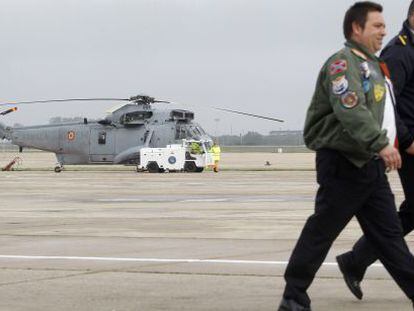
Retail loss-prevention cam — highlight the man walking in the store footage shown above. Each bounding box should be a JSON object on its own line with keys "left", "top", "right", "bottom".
{"left": 336, "top": 0, "right": 414, "bottom": 301}
{"left": 278, "top": 2, "right": 414, "bottom": 310}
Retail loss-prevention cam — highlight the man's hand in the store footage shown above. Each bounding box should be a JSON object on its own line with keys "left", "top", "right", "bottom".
{"left": 379, "top": 144, "right": 401, "bottom": 171}
{"left": 406, "top": 142, "right": 414, "bottom": 155}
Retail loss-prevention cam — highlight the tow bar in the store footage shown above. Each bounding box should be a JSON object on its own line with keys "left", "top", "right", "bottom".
{"left": 2, "top": 157, "right": 22, "bottom": 171}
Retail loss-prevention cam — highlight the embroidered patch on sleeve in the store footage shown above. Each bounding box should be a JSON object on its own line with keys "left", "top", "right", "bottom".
{"left": 341, "top": 91, "right": 358, "bottom": 109}
{"left": 332, "top": 76, "right": 349, "bottom": 95}
{"left": 329, "top": 60, "right": 347, "bottom": 75}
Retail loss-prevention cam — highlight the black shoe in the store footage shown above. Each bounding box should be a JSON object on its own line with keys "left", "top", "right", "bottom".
{"left": 336, "top": 253, "right": 363, "bottom": 300}
{"left": 277, "top": 298, "right": 312, "bottom": 311}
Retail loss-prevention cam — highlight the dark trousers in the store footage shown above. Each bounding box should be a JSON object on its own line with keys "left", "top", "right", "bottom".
{"left": 349, "top": 152, "right": 414, "bottom": 280}
{"left": 283, "top": 149, "right": 414, "bottom": 307}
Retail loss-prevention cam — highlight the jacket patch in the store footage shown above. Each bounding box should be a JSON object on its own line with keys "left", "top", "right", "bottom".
{"left": 329, "top": 60, "right": 347, "bottom": 75}
{"left": 359, "top": 61, "right": 371, "bottom": 79}
{"left": 374, "top": 84, "right": 385, "bottom": 102}
{"left": 362, "top": 80, "right": 371, "bottom": 93}
{"left": 332, "top": 76, "right": 349, "bottom": 95}
{"left": 341, "top": 91, "right": 358, "bottom": 109}
{"left": 399, "top": 35, "right": 407, "bottom": 46}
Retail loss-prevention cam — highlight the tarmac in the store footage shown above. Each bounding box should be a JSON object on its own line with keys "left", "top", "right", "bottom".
{"left": 0, "top": 151, "right": 413, "bottom": 311}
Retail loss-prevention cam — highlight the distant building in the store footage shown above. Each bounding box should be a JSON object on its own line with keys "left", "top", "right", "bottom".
{"left": 269, "top": 130, "right": 303, "bottom": 136}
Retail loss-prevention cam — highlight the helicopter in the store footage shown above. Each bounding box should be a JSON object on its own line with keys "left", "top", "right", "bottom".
{"left": 0, "top": 94, "right": 284, "bottom": 172}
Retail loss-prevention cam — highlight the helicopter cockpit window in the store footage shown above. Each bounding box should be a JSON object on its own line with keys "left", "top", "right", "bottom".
{"left": 185, "top": 126, "right": 202, "bottom": 139}
{"left": 98, "top": 131, "right": 106, "bottom": 144}
{"left": 186, "top": 127, "right": 196, "bottom": 138}
{"left": 189, "top": 126, "right": 202, "bottom": 136}
{"left": 175, "top": 125, "right": 187, "bottom": 140}
{"left": 195, "top": 126, "right": 206, "bottom": 135}
{"left": 121, "top": 111, "right": 153, "bottom": 125}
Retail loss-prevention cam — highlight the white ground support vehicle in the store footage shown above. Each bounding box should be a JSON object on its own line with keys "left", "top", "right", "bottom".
{"left": 138, "top": 140, "right": 213, "bottom": 173}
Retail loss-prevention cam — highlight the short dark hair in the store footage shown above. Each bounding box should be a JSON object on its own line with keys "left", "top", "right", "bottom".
{"left": 408, "top": 0, "right": 414, "bottom": 18}
{"left": 343, "top": 2, "right": 383, "bottom": 40}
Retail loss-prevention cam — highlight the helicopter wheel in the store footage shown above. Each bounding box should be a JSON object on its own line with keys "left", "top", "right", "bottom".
{"left": 184, "top": 161, "right": 198, "bottom": 173}
{"left": 54, "top": 166, "right": 63, "bottom": 173}
{"left": 147, "top": 161, "right": 160, "bottom": 173}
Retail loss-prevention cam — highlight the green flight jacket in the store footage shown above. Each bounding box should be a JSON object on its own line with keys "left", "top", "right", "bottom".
{"left": 304, "top": 40, "right": 389, "bottom": 167}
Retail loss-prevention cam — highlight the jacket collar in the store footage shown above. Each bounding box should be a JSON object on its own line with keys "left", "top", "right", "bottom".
{"left": 345, "top": 40, "right": 378, "bottom": 62}
{"left": 401, "top": 20, "right": 414, "bottom": 45}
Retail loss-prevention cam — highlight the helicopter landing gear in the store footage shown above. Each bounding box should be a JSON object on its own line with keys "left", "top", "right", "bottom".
{"left": 54, "top": 164, "right": 64, "bottom": 173}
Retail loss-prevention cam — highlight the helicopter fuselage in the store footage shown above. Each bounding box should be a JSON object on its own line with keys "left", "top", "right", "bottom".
{"left": 3, "top": 104, "right": 212, "bottom": 167}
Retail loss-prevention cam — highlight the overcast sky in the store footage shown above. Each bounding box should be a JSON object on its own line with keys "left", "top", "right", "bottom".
{"left": 0, "top": 0, "right": 410, "bottom": 135}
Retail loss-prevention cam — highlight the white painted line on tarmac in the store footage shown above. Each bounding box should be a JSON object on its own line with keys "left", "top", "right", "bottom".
{"left": 0, "top": 255, "right": 384, "bottom": 267}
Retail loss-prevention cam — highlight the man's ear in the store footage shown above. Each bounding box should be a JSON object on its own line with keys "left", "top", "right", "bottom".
{"left": 409, "top": 14, "right": 414, "bottom": 29}
{"left": 351, "top": 21, "right": 363, "bottom": 37}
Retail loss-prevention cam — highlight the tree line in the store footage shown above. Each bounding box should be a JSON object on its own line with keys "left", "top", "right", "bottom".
{"left": 215, "top": 131, "right": 304, "bottom": 146}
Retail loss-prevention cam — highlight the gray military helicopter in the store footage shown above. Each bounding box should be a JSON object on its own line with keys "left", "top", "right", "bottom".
{"left": 0, "top": 94, "right": 283, "bottom": 172}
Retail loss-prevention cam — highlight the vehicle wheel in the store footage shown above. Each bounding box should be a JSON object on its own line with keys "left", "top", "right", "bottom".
{"left": 147, "top": 161, "right": 160, "bottom": 173}
{"left": 195, "top": 167, "right": 204, "bottom": 173}
{"left": 54, "top": 166, "right": 62, "bottom": 173}
{"left": 184, "top": 161, "right": 197, "bottom": 172}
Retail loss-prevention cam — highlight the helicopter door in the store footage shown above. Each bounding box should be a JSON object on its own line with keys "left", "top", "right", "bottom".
{"left": 89, "top": 128, "right": 115, "bottom": 162}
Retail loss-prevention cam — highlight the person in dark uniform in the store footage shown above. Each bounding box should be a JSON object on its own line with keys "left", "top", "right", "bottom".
{"left": 336, "top": 0, "right": 414, "bottom": 302}
{"left": 278, "top": 2, "right": 414, "bottom": 311}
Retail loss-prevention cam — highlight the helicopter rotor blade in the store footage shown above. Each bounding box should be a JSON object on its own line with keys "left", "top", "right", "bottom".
{"left": 214, "top": 107, "right": 284, "bottom": 123}
{"left": 0, "top": 98, "right": 130, "bottom": 106}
